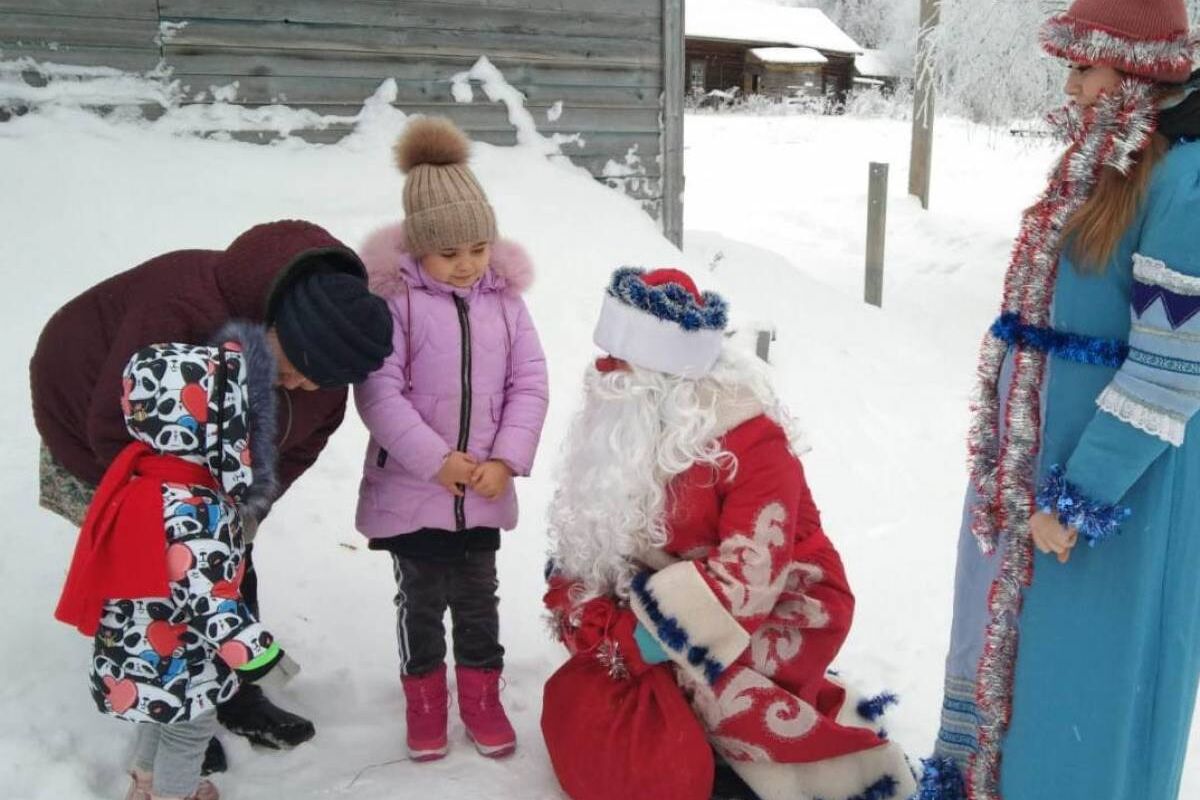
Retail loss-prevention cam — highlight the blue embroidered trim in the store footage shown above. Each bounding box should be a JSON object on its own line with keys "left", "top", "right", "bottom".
{"left": 1036, "top": 464, "right": 1132, "bottom": 546}
{"left": 937, "top": 729, "right": 978, "bottom": 749}
{"left": 1127, "top": 347, "right": 1200, "bottom": 375}
{"left": 857, "top": 691, "right": 899, "bottom": 722}
{"left": 915, "top": 757, "right": 967, "bottom": 800}
{"left": 608, "top": 267, "right": 728, "bottom": 332}
{"left": 991, "top": 312, "right": 1128, "bottom": 368}
{"left": 630, "top": 571, "right": 727, "bottom": 685}
{"left": 816, "top": 776, "right": 901, "bottom": 800}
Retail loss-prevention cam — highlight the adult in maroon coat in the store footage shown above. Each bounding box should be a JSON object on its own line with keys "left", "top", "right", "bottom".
{"left": 30, "top": 219, "right": 394, "bottom": 770}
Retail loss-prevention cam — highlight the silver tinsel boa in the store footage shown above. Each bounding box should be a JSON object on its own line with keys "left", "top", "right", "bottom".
{"left": 963, "top": 80, "right": 1158, "bottom": 800}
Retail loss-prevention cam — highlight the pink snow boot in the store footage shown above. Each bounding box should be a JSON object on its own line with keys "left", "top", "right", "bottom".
{"left": 401, "top": 663, "right": 449, "bottom": 761}
{"left": 124, "top": 772, "right": 151, "bottom": 800}
{"left": 455, "top": 665, "right": 516, "bottom": 758}
{"left": 131, "top": 776, "right": 218, "bottom": 800}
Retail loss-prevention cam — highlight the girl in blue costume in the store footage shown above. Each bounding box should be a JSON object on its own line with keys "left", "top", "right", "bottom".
{"left": 921, "top": 0, "right": 1200, "bottom": 798}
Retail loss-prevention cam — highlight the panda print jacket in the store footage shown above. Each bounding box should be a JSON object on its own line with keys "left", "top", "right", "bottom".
{"left": 89, "top": 322, "right": 284, "bottom": 724}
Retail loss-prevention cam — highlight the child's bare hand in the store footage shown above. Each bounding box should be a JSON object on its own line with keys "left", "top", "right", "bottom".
{"left": 1030, "top": 511, "right": 1078, "bottom": 564}
{"left": 436, "top": 452, "right": 477, "bottom": 496}
{"left": 471, "top": 460, "right": 513, "bottom": 500}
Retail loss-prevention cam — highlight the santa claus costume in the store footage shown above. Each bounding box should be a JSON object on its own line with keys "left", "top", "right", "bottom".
{"left": 543, "top": 268, "right": 916, "bottom": 800}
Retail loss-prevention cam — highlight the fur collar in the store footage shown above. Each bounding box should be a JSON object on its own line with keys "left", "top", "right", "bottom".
{"left": 210, "top": 320, "right": 279, "bottom": 522}
{"left": 358, "top": 221, "right": 535, "bottom": 300}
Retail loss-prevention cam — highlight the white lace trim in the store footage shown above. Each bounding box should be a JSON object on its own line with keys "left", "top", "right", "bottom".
{"left": 1133, "top": 253, "right": 1200, "bottom": 296}
{"left": 1097, "top": 384, "right": 1186, "bottom": 446}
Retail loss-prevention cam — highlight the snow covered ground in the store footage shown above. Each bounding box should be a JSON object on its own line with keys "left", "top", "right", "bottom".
{"left": 1, "top": 65, "right": 1197, "bottom": 798}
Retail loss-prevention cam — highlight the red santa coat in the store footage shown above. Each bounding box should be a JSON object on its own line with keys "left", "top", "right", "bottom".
{"left": 547, "top": 412, "right": 915, "bottom": 800}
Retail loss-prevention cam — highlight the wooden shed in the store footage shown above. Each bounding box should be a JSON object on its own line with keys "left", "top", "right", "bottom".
{"left": 854, "top": 48, "right": 907, "bottom": 94}
{"left": 746, "top": 47, "right": 826, "bottom": 98}
{"left": 0, "top": 0, "right": 685, "bottom": 244}
{"left": 685, "top": 0, "right": 861, "bottom": 103}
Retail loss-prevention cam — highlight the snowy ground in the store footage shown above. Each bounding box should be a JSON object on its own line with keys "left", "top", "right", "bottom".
{"left": 1, "top": 67, "right": 1197, "bottom": 798}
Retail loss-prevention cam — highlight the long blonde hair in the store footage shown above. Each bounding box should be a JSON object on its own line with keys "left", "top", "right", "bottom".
{"left": 1061, "top": 130, "right": 1169, "bottom": 272}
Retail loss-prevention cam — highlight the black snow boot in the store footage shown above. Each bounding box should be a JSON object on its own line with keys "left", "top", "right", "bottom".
{"left": 200, "top": 736, "right": 227, "bottom": 775}
{"left": 216, "top": 683, "right": 315, "bottom": 749}
{"left": 711, "top": 762, "right": 763, "bottom": 800}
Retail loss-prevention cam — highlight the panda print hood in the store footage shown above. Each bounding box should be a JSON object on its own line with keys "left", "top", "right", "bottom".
{"left": 120, "top": 320, "right": 279, "bottom": 520}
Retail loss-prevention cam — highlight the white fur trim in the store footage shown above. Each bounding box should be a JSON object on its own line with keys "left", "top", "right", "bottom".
{"left": 630, "top": 561, "right": 750, "bottom": 684}
{"left": 1133, "top": 253, "right": 1200, "bottom": 296}
{"left": 729, "top": 740, "right": 916, "bottom": 800}
{"left": 593, "top": 293, "right": 724, "bottom": 378}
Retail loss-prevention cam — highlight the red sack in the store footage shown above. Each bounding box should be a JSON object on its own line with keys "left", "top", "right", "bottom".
{"left": 541, "top": 652, "right": 715, "bottom": 800}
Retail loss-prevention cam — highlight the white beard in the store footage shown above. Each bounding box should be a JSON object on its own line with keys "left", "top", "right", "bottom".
{"left": 547, "top": 347, "right": 797, "bottom": 601}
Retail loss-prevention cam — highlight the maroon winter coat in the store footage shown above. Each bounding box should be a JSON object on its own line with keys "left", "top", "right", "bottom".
{"left": 31, "top": 220, "right": 364, "bottom": 492}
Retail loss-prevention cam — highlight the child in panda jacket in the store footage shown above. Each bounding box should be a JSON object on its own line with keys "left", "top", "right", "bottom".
{"left": 56, "top": 322, "right": 287, "bottom": 800}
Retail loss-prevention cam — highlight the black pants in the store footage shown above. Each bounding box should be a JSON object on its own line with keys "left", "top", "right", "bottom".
{"left": 390, "top": 548, "right": 504, "bottom": 677}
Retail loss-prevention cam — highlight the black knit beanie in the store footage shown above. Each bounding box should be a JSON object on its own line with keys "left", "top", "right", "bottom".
{"left": 273, "top": 272, "right": 394, "bottom": 387}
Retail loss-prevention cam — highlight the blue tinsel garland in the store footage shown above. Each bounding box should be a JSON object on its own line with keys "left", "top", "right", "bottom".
{"left": 857, "top": 692, "right": 899, "bottom": 722}
{"left": 914, "top": 757, "right": 967, "bottom": 800}
{"left": 1036, "top": 464, "right": 1132, "bottom": 546}
{"left": 630, "top": 571, "right": 725, "bottom": 684}
{"left": 608, "top": 267, "right": 728, "bottom": 332}
{"left": 990, "top": 312, "right": 1128, "bottom": 368}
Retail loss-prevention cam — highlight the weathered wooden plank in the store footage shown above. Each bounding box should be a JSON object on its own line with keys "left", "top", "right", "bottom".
{"left": 171, "top": 72, "right": 659, "bottom": 108}
{"left": 185, "top": 99, "right": 660, "bottom": 135}
{"left": 0, "top": 42, "right": 161, "bottom": 71}
{"left": 164, "top": 50, "right": 663, "bottom": 90}
{"left": 216, "top": 120, "right": 660, "bottom": 157}
{"left": 161, "top": 19, "right": 660, "bottom": 68}
{"left": 0, "top": 0, "right": 157, "bottom": 19}
{"left": 0, "top": 11, "right": 159, "bottom": 49}
{"left": 660, "top": 0, "right": 684, "bottom": 246}
{"left": 159, "top": 0, "right": 661, "bottom": 42}
{"left": 478, "top": 0, "right": 659, "bottom": 18}
{"left": 558, "top": 0, "right": 657, "bottom": 16}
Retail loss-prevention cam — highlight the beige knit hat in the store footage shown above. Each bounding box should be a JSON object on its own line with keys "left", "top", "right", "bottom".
{"left": 393, "top": 117, "right": 497, "bottom": 256}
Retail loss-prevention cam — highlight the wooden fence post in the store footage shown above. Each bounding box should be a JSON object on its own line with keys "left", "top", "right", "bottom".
{"left": 908, "top": 0, "right": 939, "bottom": 209}
{"left": 755, "top": 328, "right": 775, "bottom": 363}
{"left": 865, "top": 162, "right": 888, "bottom": 308}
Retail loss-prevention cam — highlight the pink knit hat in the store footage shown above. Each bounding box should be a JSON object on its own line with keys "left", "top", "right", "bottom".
{"left": 1041, "top": 0, "right": 1197, "bottom": 83}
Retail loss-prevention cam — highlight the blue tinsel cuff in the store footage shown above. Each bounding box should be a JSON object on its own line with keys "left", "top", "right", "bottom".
{"left": 915, "top": 757, "right": 967, "bottom": 800}
{"left": 608, "top": 267, "right": 728, "bottom": 332}
{"left": 991, "top": 312, "right": 1128, "bottom": 368}
{"left": 1036, "top": 465, "right": 1132, "bottom": 546}
{"left": 857, "top": 692, "right": 899, "bottom": 722}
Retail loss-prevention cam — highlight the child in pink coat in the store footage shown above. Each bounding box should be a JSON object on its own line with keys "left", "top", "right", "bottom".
{"left": 354, "top": 117, "right": 549, "bottom": 761}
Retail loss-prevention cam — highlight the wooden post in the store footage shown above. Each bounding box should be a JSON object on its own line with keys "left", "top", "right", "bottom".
{"left": 755, "top": 328, "right": 775, "bottom": 363}
{"left": 908, "top": 0, "right": 939, "bottom": 209}
{"left": 865, "top": 162, "right": 888, "bottom": 308}
{"left": 661, "top": 0, "right": 686, "bottom": 247}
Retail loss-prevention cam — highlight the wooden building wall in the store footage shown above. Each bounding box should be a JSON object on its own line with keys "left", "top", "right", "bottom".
{"left": 0, "top": 0, "right": 683, "bottom": 242}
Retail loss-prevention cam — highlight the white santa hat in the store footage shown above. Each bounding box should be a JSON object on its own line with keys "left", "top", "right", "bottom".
{"left": 593, "top": 267, "right": 729, "bottom": 379}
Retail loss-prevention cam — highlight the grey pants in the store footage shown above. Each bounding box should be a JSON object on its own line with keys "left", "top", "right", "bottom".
{"left": 391, "top": 550, "right": 504, "bottom": 676}
{"left": 130, "top": 712, "right": 218, "bottom": 798}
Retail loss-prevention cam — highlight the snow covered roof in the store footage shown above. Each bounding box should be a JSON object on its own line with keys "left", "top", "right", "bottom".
{"left": 855, "top": 49, "right": 906, "bottom": 79}
{"left": 749, "top": 47, "right": 828, "bottom": 65}
{"left": 686, "top": 0, "right": 863, "bottom": 55}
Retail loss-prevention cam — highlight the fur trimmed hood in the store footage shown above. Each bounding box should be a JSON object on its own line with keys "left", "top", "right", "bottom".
{"left": 358, "top": 221, "right": 534, "bottom": 299}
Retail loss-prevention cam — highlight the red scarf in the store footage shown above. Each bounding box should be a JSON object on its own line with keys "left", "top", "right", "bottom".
{"left": 55, "top": 442, "right": 219, "bottom": 636}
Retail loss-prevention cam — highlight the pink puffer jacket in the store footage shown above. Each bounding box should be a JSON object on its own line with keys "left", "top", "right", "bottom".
{"left": 354, "top": 222, "right": 549, "bottom": 537}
